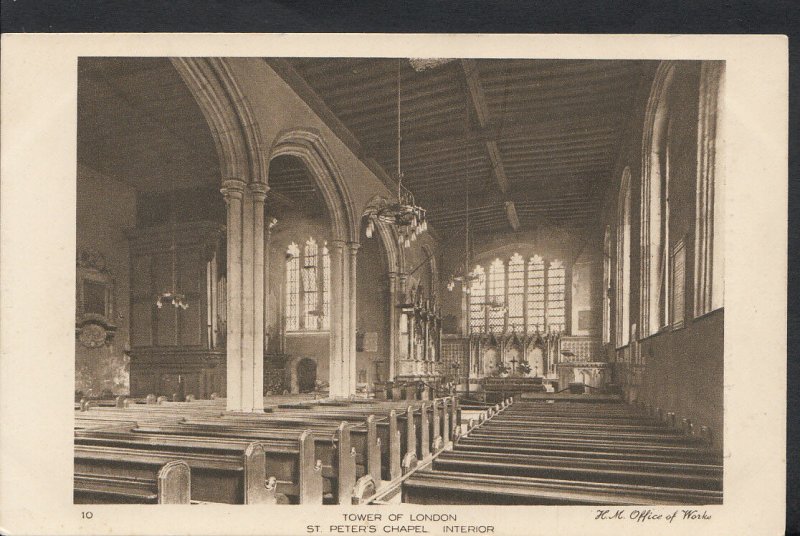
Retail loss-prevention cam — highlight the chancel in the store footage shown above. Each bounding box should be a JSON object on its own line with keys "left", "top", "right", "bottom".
{"left": 74, "top": 57, "right": 724, "bottom": 505}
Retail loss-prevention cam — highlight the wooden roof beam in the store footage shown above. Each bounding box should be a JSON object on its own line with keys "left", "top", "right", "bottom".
{"left": 462, "top": 58, "right": 517, "bottom": 234}
{"left": 504, "top": 201, "right": 520, "bottom": 231}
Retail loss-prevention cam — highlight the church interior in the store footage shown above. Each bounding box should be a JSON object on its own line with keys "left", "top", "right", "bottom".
{"left": 74, "top": 57, "right": 724, "bottom": 505}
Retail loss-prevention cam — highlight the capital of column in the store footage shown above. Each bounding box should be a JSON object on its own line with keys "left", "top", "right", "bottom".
{"left": 220, "top": 178, "right": 247, "bottom": 201}
{"left": 248, "top": 181, "right": 269, "bottom": 202}
{"left": 346, "top": 241, "right": 360, "bottom": 255}
{"left": 329, "top": 239, "right": 347, "bottom": 250}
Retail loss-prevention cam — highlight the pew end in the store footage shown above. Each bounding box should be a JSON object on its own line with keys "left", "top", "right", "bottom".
{"left": 402, "top": 452, "right": 418, "bottom": 475}
{"left": 351, "top": 475, "right": 377, "bottom": 505}
{"left": 157, "top": 460, "right": 192, "bottom": 504}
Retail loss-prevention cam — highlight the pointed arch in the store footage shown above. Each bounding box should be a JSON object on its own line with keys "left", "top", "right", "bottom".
{"left": 616, "top": 167, "right": 632, "bottom": 346}
{"left": 641, "top": 61, "right": 677, "bottom": 336}
{"left": 271, "top": 129, "right": 357, "bottom": 243}
{"left": 171, "top": 58, "right": 267, "bottom": 185}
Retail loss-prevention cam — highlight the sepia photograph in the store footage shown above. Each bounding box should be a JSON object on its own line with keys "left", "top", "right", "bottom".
{"left": 0, "top": 33, "right": 787, "bottom": 536}
{"left": 73, "top": 56, "right": 724, "bottom": 506}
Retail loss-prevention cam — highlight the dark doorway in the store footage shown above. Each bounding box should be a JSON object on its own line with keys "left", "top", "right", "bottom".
{"left": 297, "top": 358, "right": 317, "bottom": 393}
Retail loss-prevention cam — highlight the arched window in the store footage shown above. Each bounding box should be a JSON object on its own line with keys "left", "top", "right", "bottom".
{"left": 285, "top": 242, "right": 300, "bottom": 331}
{"left": 641, "top": 62, "right": 675, "bottom": 336}
{"left": 616, "top": 169, "right": 632, "bottom": 346}
{"left": 321, "top": 242, "right": 331, "bottom": 330}
{"left": 507, "top": 254, "right": 525, "bottom": 332}
{"left": 488, "top": 259, "right": 506, "bottom": 332}
{"left": 468, "top": 265, "right": 485, "bottom": 333}
{"left": 603, "top": 227, "right": 612, "bottom": 344}
{"left": 286, "top": 238, "right": 331, "bottom": 332}
{"left": 547, "top": 260, "right": 566, "bottom": 333}
{"left": 466, "top": 253, "right": 566, "bottom": 335}
{"left": 303, "top": 238, "right": 319, "bottom": 329}
{"left": 527, "top": 255, "right": 545, "bottom": 333}
{"left": 695, "top": 62, "right": 725, "bottom": 315}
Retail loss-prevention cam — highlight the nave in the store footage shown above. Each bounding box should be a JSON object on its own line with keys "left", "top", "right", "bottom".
{"left": 74, "top": 57, "right": 725, "bottom": 506}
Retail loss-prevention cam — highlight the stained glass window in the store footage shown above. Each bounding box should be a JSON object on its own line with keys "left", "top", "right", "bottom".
{"left": 507, "top": 253, "right": 525, "bottom": 332}
{"left": 469, "top": 265, "right": 486, "bottom": 333}
{"left": 285, "top": 242, "right": 300, "bottom": 331}
{"left": 321, "top": 243, "right": 330, "bottom": 330}
{"left": 286, "top": 238, "right": 330, "bottom": 332}
{"left": 527, "top": 255, "right": 545, "bottom": 333}
{"left": 547, "top": 260, "right": 566, "bottom": 332}
{"left": 302, "top": 239, "right": 319, "bottom": 329}
{"left": 488, "top": 258, "right": 505, "bottom": 332}
{"left": 467, "top": 253, "right": 567, "bottom": 335}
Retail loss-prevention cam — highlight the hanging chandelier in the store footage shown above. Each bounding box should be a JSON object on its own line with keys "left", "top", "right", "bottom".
{"left": 365, "top": 59, "right": 428, "bottom": 249}
{"left": 156, "top": 217, "right": 188, "bottom": 310}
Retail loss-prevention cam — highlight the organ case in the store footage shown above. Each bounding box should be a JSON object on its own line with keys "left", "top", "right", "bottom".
{"left": 127, "top": 221, "right": 226, "bottom": 398}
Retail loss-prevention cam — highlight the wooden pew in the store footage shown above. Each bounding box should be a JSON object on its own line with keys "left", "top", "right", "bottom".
{"left": 215, "top": 412, "right": 381, "bottom": 492}
{"left": 431, "top": 450, "right": 723, "bottom": 491}
{"left": 75, "top": 428, "right": 321, "bottom": 504}
{"left": 75, "top": 459, "right": 191, "bottom": 504}
{"left": 266, "top": 409, "right": 401, "bottom": 482}
{"left": 128, "top": 424, "right": 322, "bottom": 504}
{"left": 402, "top": 469, "right": 722, "bottom": 505}
{"left": 74, "top": 440, "right": 278, "bottom": 504}
{"left": 400, "top": 398, "right": 723, "bottom": 506}
{"left": 152, "top": 419, "right": 356, "bottom": 505}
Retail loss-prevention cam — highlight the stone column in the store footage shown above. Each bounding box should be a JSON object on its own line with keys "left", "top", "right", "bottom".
{"left": 387, "top": 272, "right": 398, "bottom": 381}
{"left": 328, "top": 240, "right": 346, "bottom": 397}
{"left": 239, "top": 187, "right": 256, "bottom": 411}
{"left": 264, "top": 217, "right": 275, "bottom": 351}
{"left": 249, "top": 182, "right": 268, "bottom": 411}
{"left": 347, "top": 242, "right": 360, "bottom": 394}
{"left": 220, "top": 179, "right": 245, "bottom": 411}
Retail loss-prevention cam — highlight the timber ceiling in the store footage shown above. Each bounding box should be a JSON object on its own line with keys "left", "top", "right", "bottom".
{"left": 79, "top": 57, "right": 655, "bottom": 241}
{"left": 280, "top": 58, "right": 655, "bottom": 239}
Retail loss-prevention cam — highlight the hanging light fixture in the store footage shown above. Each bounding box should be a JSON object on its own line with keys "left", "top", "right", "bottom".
{"left": 156, "top": 216, "right": 188, "bottom": 310}
{"left": 364, "top": 59, "right": 428, "bottom": 249}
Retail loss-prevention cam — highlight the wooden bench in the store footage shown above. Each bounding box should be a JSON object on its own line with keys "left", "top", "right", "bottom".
{"left": 76, "top": 428, "right": 321, "bottom": 504}
{"left": 399, "top": 398, "right": 723, "bottom": 506}
{"left": 274, "top": 405, "right": 421, "bottom": 474}
{"left": 154, "top": 419, "right": 357, "bottom": 505}
{"left": 74, "top": 438, "right": 279, "bottom": 504}
{"left": 431, "top": 450, "right": 722, "bottom": 491}
{"left": 127, "top": 424, "right": 323, "bottom": 504}
{"left": 75, "top": 459, "right": 191, "bottom": 504}
{"left": 215, "top": 412, "right": 381, "bottom": 493}
{"left": 402, "top": 469, "right": 722, "bottom": 505}
{"left": 267, "top": 409, "right": 400, "bottom": 482}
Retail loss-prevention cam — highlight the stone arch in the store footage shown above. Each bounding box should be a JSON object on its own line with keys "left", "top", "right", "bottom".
{"left": 271, "top": 129, "right": 357, "bottom": 243}
{"left": 269, "top": 129, "right": 359, "bottom": 397}
{"left": 640, "top": 61, "right": 677, "bottom": 336}
{"left": 285, "top": 355, "right": 320, "bottom": 394}
{"left": 171, "top": 58, "right": 267, "bottom": 185}
{"left": 616, "top": 167, "right": 633, "bottom": 346}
